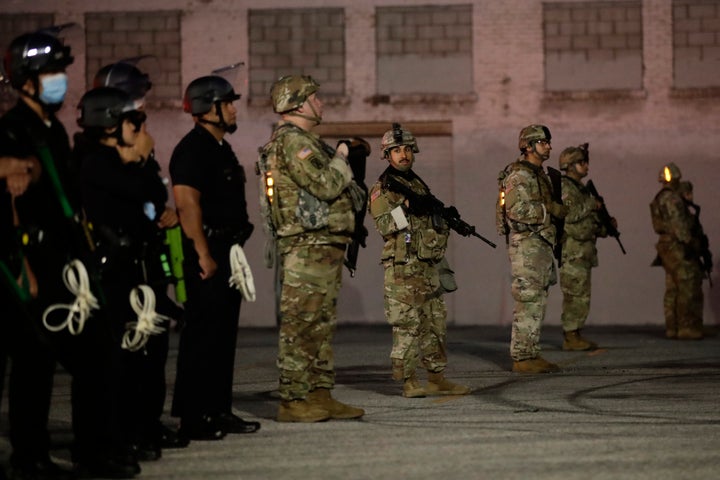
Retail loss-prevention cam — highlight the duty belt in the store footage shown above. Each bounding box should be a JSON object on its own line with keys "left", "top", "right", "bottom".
{"left": 203, "top": 224, "right": 253, "bottom": 243}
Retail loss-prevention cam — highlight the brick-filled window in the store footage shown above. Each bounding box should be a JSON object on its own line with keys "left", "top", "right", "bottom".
{"left": 248, "top": 8, "right": 345, "bottom": 103}
{"left": 376, "top": 5, "right": 473, "bottom": 95}
{"left": 0, "top": 13, "right": 55, "bottom": 111}
{"left": 544, "top": 1, "right": 643, "bottom": 91}
{"left": 673, "top": 0, "right": 720, "bottom": 89}
{"left": 85, "top": 11, "right": 181, "bottom": 101}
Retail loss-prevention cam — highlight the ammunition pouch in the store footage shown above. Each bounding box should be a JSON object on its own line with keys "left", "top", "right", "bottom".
{"left": 416, "top": 228, "right": 447, "bottom": 262}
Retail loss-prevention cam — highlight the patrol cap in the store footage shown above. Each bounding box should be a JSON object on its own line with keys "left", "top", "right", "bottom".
{"left": 659, "top": 162, "right": 681, "bottom": 183}
{"left": 518, "top": 124, "right": 551, "bottom": 151}
{"left": 183, "top": 75, "right": 240, "bottom": 115}
{"left": 270, "top": 75, "right": 319, "bottom": 114}
{"left": 4, "top": 31, "right": 73, "bottom": 89}
{"left": 380, "top": 123, "right": 419, "bottom": 158}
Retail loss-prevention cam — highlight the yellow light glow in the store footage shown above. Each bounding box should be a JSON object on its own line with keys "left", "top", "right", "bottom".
{"left": 500, "top": 191, "right": 505, "bottom": 206}
{"left": 664, "top": 166, "right": 672, "bottom": 182}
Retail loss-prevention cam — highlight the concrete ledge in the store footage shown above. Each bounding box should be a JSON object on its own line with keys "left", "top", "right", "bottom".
{"left": 314, "top": 120, "right": 453, "bottom": 137}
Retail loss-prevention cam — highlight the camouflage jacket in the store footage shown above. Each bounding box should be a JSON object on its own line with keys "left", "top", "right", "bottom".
{"left": 264, "top": 122, "right": 354, "bottom": 247}
{"left": 650, "top": 183, "right": 693, "bottom": 245}
{"left": 368, "top": 167, "right": 449, "bottom": 264}
{"left": 561, "top": 175, "right": 605, "bottom": 243}
{"left": 500, "top": 157, "right": 556, "bottom": 246}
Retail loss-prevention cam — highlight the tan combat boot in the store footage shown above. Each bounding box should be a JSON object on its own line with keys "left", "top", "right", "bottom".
{"left": 425, "top": 371, "right": 471, "bottom": 396}
{"left": 512, "top": 356, "right": 560, "bottom": 374}
{"left": 306, "top": 388, "right": 364, "bottom": 420}
{"left": 402, "top": 375, "right": 426, "bottom": 398}
{"left": 677, "top": 327, "right": 703, "bottom": 340}
{"left": 277, "top": 399, "right": 331, "bottom": 423}
{"left": 562, "top": 330, "right": 597, "bottom": 351}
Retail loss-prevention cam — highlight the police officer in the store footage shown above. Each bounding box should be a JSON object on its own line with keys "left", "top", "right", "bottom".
{"left": 76, "top": 86, "right": 176, "bottom": 465}
{"left": 93, "top": 61, "right": 188, "bottom": 453}
{"left": 1, "top": 31, "right": 135, "bottom": 479}
{"left": 558, "top": 144, "right": 608, "bottom": 351}
{"left": 650, "top": 163, "right": 707, "bottom": 340}
{"left": 170, "top": 75, "right": 259, "bottom": 439}
{"left": 367, "top": 124, "right": 471, "bottom": 398}
{"left": 497, "top": 125, "right": 566, "bottom": 373}
{"left": 262, "top": 75, "right": 364, "bottom": 422}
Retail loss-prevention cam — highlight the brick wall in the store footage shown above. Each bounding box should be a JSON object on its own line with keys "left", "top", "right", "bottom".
{"left": 248, "top": 8, "right": 345, "bottom": 103}
{"left": 376, "top": 4, "right": 473, "bottom": 94}
{"left": 544, "top": 1, "right": 643, "bottom": 91}
{"left": 673, "top": 0, "right": 720, "bottom": 88}
{"left": 85, "top": 11, "right": 181, "bottom": 100}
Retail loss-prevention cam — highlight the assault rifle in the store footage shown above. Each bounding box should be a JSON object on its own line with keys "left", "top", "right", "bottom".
{"left": 337, "top": 138, "right": 371, "bottom": 277}
{"left": 688, "top": 200, "right": 713, "bottom": 288}
{"left": 546, "top": 166, "right": 564, "bottom": 266}
{"left": 382, "top": 174, "right": 496, "bottom": 248}
{"left": 586, "top": 179, "right": 626, "bottom": 254}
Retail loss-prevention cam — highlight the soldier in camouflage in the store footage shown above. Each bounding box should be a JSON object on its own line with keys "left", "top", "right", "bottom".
{"left": 368, "top": 124, "right": 471, "bottom": 398}
{"left": 650, "top": 163, "right": 706, "bottom": 340}
{"left": 558, "top": 144, "right": 611, "bottom": 351}
{"left": 263, "top": 75, "right": 365, "bottom": 422}
{"left": 497, "top": 125, "right": 567, "bottom": 373}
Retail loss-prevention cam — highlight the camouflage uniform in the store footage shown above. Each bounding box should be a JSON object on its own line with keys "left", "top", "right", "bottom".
{"left": 368, "top": 168, "right": 450, "bottom": 380}
{"left": 650, "top": 175, "right": 704, "bottom": 337}
{"left": 500, "top": 158, "right": 557, "bottom": 361}
{"left": 264, "top": 122, "right": 355, "bottom": 401}
{"left": 559, "top": 175, "right": 606, "bottom": 331}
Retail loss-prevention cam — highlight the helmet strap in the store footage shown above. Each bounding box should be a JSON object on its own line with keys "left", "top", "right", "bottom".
{"left": 198, "top": 102, "right": 237, "bottom": 133}
{"left": 288, "top": 100, "right": 321, "bottom": 125}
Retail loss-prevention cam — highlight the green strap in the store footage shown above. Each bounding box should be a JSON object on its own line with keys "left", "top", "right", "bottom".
{"left": 35, "top": 142, "right": 74, "bottom": 219}
{"left": 0, "top": 259, "right": 30, "bottom": 303}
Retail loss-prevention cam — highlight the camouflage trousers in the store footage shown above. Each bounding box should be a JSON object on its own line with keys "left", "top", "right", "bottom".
{"left": 383, "top": 260, "right": 447, "bottom": 379}
{"left": 508, "top": 234, "right": 554, "bottom": 361}
{"left": 277, "top": 244, "right": 344, "bottom": 401}
{"left": 657, "top": 240, "right": 704, "bottom": 331}
{"left": 559, "top": 244, "right": 595, "bottom": 332}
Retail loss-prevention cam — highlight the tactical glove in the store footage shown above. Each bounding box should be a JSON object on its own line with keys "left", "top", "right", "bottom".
{"left": 548, "top": 202, "right": 569, "bottom": 219}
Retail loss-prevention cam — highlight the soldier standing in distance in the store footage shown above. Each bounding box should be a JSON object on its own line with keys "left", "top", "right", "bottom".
{"left": 170, "top": 75, "right": 260, "bottom": 439}
{"left": 497, "top": 125, "right": 567, "bottom": 373}
{"left": 367, "top": 124, "right": 471, "bottom": 398}
{"left": 262, "top": 75, "right": 365, "bottom": 422}
{"left": 650, "top": 163, "right": 706, "bottom": 340}
{"left": 557, "top": 144, "right": 610, "bottom": 351}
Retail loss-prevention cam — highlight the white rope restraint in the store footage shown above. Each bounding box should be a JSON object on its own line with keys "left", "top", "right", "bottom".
{"left": 229, "top": 243, "right": 256, "bottom": 302}
{"left": 122, "top": 284, "right": 168, "bottom": 352}
{"left": 42, "top": 259, "right": 99, "bottom": 335}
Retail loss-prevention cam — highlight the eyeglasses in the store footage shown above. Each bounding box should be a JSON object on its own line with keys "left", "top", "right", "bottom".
{"left": 535, "top": 139, "right": 551, "bottom": 147}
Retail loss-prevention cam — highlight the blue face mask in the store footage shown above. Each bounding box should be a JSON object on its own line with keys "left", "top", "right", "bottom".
{"left": 39, "top": 73, "right": 68, "bottom": 105}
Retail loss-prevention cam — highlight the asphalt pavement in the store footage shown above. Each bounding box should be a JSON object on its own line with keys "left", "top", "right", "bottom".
{"left": 2, "top": 324, "right": 719, "bottom": 480}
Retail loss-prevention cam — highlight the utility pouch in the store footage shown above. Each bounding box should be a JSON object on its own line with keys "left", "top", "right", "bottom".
{"left": 417, "top": 228, "right": 447, "bottom": 261}
{"left": 296, "top": 188, "right": 329, "bottom": 230}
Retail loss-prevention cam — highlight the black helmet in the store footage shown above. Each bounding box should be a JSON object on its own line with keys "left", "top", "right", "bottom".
{"left": 77, "top": 87, "right": 138, "bottom": 129}
{"left": 3, "top": 31, "right": 73, "bottom": 89}
{"left": 183, "top": 75, "right": 240, "bottom": 115}
{"left": 94, "top": 62, "right": 152, "bottom": 101}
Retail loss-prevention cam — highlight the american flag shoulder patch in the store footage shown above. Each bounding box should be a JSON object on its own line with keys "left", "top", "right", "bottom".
{"left": 297, "top": 147, "right": 312, "bottom": 160}
{"left": 370, "top": 189, "right": 382, "bottom": 202}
